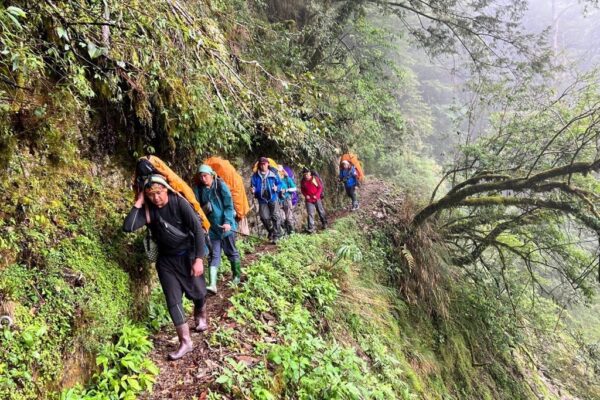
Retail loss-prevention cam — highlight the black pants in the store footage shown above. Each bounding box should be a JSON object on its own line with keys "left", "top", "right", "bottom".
{"left": 156, "top": 254, "right": 206, "bottom": 326}
{"left": 345, "top": 185, "right": 358, "bottom": 208}
{"left": 259, "top": 201, "right": 282, "bottom": 240}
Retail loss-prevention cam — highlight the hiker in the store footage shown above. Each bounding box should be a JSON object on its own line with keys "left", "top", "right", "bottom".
{"left": 194, "top": 164, "right": 242, "bottom": 294}
{"left": 300, "top": 167, "right": 328, "bottom": 233}
{"left": 251, "top": 157, "right": 282, "bottom": 243}
{"left": 203, "top": 156, "right": 251, "bottom": 236}
{"left": 278, "top": 165, "right": 298, "bottom": 234}
{"left": 339, "top": 160, "right": 359, "bottom": 210}
{"left": 123, "top": 175, "right": 207, "bottom": 361}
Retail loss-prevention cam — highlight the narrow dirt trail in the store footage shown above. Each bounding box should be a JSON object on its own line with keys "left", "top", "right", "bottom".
{"left": 140, "top": 180, "right": 388, "bottom": 399}
{"left": 139, "top": 241, "right": 279, "bottom": 400}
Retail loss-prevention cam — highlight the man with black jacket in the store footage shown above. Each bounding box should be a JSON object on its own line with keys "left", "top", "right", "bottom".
{"left": 123, "top": 175, "right": 207, "bottom": 361}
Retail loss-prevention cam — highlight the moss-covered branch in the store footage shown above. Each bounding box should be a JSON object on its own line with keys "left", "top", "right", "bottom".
{"left": 412, "top": 158, "right": 600, "bottom": 227}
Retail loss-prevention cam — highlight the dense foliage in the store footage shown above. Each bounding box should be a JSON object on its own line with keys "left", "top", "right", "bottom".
{"left": 2, "top": 0, "right": 600, "bottom": 398}
{"left": 205, "top": 216, "right": 596, "bottom": 399}
{"left": 0, "top": 0, "right": 413, "bottom": 174}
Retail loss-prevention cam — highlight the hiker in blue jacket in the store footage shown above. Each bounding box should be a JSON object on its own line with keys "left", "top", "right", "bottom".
{"left": 277, "top": 165, "right": 297, "bottom": 234}
{"left": 339, "top": 160, "right": 359, "bottom": 210}
{"left": 194, "top": 165, "right": 242, "bottom": 293}
{"left": 251, "top": 157, "right": 282, "bottom": 243}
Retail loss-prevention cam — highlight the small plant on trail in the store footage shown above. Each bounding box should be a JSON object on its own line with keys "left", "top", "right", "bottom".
{"left": 60, "top": 323, "right": 158, "bottom": 400}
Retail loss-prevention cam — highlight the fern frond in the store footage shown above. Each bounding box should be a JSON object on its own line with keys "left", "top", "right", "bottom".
{"left": 401, "top": 244, "right": 415, "bottom": 272}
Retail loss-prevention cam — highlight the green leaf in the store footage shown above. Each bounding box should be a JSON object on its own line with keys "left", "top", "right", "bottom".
{"left": 87, "top": 41, "right": 102, "bottom": 59}
{"left": 4, "top": 12, "right": 21, "bottom": 29}
{"left": 56, "top": 26, "right": 69, "bottom": 40}
{"left": 6, "top": 6, "right": 26, "bottom": 18}
{"left": 22, "top": 331, "right": 34, "bottom": 347}
{"left": 145, "top": 363, "right": 159, "bottom": 376}
{"left": 127, "top": 378, "right": 141, "bottom": 391}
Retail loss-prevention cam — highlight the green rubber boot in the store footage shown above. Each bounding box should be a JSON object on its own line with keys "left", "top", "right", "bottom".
{"left": 231, "top": 261, "right": 242, "bottom": 285}
{"left": 207, "top": 266, "right": 218, "bottom": 294}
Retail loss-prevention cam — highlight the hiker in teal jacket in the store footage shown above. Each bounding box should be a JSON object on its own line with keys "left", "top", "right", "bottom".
{"left": 277, "top": 165, "right": 297, "bottom": 234}
{"left": 194, "top": 164, "right": 242, "bottom": 293}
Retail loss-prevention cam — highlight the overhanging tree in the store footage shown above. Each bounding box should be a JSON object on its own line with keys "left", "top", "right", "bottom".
{"left": 411, "top": 73, "right": 600, "bottom": 303}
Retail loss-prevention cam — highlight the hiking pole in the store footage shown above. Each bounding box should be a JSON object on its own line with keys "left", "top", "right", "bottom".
{"left": 232, "top": 229, "right": 270, "bottom": 243}
{"left": 217, "top": 225, "right": 270, "bottom": 244}
{"left": 251, "top": 197, "right": 264, "bottom": 237}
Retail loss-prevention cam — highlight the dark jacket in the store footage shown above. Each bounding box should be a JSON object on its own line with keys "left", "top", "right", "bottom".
{"left": 123, "top": 192, "right": 206, "bottom": 259}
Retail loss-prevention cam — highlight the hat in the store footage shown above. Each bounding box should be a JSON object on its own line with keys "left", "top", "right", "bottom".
{"left": 197, "top": 164, "right": 215, "bottom": 175}
{"left": 341, "top": 160, "right": 350, "bottom": 166}
{"left": 258, "top": 157, "right": 269, "bottom": 164}
{"left": 144, "top": 174, "right": 174, "bottom": 192}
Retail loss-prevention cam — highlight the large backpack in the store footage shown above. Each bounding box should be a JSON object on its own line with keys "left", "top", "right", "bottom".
{"left": 202, "top": 156, "right": 250, "bottom": 219}
{"left": 340, "top": 153, "right": 365, "bottom": 182}
{"left": 134, "top": 155, "right": 210, "bottom": 231}
{"left": 252, "top": 157, "right": 279, "bottom": 172}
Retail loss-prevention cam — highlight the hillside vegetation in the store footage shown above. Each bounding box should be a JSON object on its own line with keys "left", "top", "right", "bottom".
{"left": 1, "top": 1, "right": 600, "bottom": 399}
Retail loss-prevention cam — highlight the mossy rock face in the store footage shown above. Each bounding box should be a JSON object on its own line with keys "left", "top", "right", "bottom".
{"left": 0, "top": 155, "right": 149, "bottom": 399}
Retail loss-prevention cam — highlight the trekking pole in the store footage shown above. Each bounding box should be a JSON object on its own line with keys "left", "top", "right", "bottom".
{"left": 217, "top": 225, "right": 270, "bottom": 244}
{"left": 251, "top": 197, "right": 263, "bottom": 236}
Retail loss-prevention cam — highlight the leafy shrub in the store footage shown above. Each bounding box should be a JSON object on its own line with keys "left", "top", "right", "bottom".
{"left": 60, "top": 323, "right": 158, "bottom": 400}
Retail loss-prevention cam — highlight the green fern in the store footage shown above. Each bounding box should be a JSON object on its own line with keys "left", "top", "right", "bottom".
{"left": 401, "top": 244, "right": 415, "bottom": 272}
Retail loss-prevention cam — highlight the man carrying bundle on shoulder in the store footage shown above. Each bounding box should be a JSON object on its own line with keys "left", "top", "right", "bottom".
{"left": 339, "top": 159, "right": 359, "bottom": 210}
{"left": 123, "top": 175, "right": 207, "bottom": 361}
{"left": 194, "top": 164, "right": 242, "bottom": 294}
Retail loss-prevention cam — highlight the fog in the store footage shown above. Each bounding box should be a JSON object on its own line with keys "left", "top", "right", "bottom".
{"left": 525, "top": 0, "right": 600, "bottom": 71}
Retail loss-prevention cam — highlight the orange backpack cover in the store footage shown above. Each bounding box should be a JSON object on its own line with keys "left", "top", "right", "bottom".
{"left": 135, "top": 155, "right": 210, "bottom": 231}
{"left": 340, "top": 153, "right": 365, "bottom": 181}
{"left": 203, "top": 156, "right": 251, "bottom": 219}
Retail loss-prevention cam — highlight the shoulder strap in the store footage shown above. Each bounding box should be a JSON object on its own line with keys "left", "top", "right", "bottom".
{"left": 144, "top": 204, "right": 151, "bottom": 224}
{"left": 214, "top": 178, "right": 225, "bottom": 209}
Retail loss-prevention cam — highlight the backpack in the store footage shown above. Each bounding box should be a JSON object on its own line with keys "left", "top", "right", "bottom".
{"left": 203, "top": 156, "right": 251, "bottom": 219}
{"left": 134, "top": 155, "right": 210, "bottom": 231}
{"left": 340, "top": 153, "right": 365, "bottom": 182}
{"left": 135, "top": 159, "right": 158, "bottom": 192}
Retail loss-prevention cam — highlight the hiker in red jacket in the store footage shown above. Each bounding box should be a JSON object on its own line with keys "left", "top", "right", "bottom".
{"left": 300, "top": 167, "right": 328, "bottom": 233}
